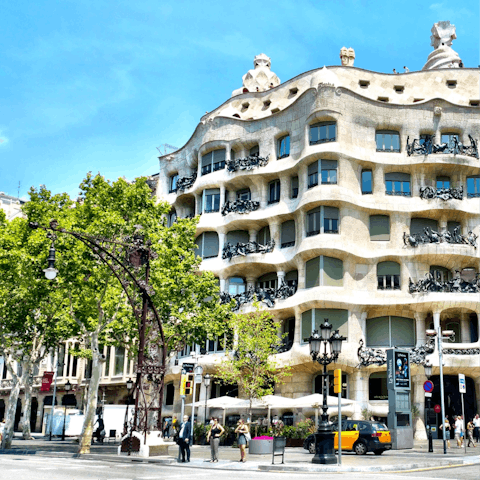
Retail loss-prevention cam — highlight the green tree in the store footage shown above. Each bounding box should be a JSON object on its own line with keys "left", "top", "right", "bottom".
{"left": 215, "top": 301, "right": 291, "bottom": 418}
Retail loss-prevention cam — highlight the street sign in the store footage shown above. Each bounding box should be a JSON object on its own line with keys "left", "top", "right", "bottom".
{"left": 182, "top": 363, "right": 195, "bottom": 373}
{"left": 434, "top": 404, "right": 441, "bottom": 413}
{"left": 425, "top": 392, "right": 432, "bottom": 397}
{"left": 423, "top": 380, "right": 434, "bottom": 393}
{"left": 458, "top": 373, "right": 466, "bottom": 393}
{"left": 194, "top": 374, "right": 203, "bottom": 383}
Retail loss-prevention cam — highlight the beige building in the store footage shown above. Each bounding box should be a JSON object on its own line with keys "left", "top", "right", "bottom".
{"left": 156, "top": 22, "right": 480, "bottom": 436}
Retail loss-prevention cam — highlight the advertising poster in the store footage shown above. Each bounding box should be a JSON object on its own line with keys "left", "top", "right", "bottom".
{"left": 394, "top": 351, "right": 410, "bottom": 389}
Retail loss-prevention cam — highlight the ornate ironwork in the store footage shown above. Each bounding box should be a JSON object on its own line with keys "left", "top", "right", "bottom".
{"left": 221, "top": 199, "right": 260, "bottom": 216}
{"left": 220, "top": 281, "right": 297, "bottom": 311}
{"left": 419, "top": 185, "right": 464, "bottom": 201}
{"left": 175, "top": 172, "right": 197, "bottom": 192}
{"left": 222, "top": 240, "right": 275, "bottom": 261}
{"left": 226, "top": 153, "right": 269, "bottom": 172}
{"left": 406, "top": 135, "right": 478, "bottom": 158}
{"left": 356, "top": 338, "right": 435, "bottom": 367}
{"left": 442, "top": 347, "right": 480, "bottom": 355}
{"left": 403, "top": 227, "right": 477, "bottom": 248}
{"left": 409, "top": 271, "right": 480, "bottom": 294}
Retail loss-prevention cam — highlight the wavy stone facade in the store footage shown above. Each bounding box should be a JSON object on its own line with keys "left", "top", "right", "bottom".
{"left": 157, "top": 54, "right": 480, "bottom": 435}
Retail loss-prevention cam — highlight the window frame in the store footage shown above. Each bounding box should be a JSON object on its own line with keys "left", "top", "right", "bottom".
{"left": 201, "top": 149, "right": 226, "bottom": 176}
{"left": 376, "top": 130, "right": 400, "bottom": 153}
{"left": 467, "top": 176, "right": 480, "bottom": 198}
{"left": 195, "top": 231, "right": 219, "bottom": 259}
{"left": 277, "top": 135, "right": 290, "bottom": 159}
{"left": 385, "top": 172, "right": 411, "bottom": 197}
{"left": 366, "top": 316, "right": 415, "bottom": 348}
{"left": 377, "top": 261, "right": 401, "bottom": 290}
{"left": 305, "top": 255, "right": 344, "bottom": 288}
{"left": 310, "top": 122, "right": 337, "bottom": 145}
{"left": 361, "top": 170, "right": 373, "bottom": 194}
{"left": 306, "top": 206, "right": 339, "bottom": 237}
{"left": 203, "top": 188, "right": 221, "bottom": 213}
{"left": 268, "top": 179, "right": 281, "bottom": 204}
{"left": 169, "top": 173, "right": 179, "bottom": 193}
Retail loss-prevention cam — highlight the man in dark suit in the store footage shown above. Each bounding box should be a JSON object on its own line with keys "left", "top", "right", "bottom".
{"left": 178, "top": 415, "right": 191, "bottom": 462}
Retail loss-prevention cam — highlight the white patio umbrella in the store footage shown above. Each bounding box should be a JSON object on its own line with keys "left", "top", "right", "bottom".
{"left": 292, "top": 394, "right": 355, "bottom": 427}
{"left": 186, "top": 396, "right": 245, "bottom": 425}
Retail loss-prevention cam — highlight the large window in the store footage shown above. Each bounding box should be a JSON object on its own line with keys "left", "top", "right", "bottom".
{"left": 202, "top": 188, "right": 220, "bottom": 213}
{"left": 308, "top": 160, "right": 338, "bottom": 188}
{"left": 361, "top": 170, "right": 372, "bottom": 194}
{"left": 278, "top": 135, "right": 290, "bottom": 159}
{"left": 369, "top": 215, "right": 390, "bottom": 241}
{"left": 436, "top": 176, "right": 450, "bottom": 189}
{"left": 310, "top": 122, "right": 336, "bottom": 145}
{"left": 257, "top": 272, "right": 278, "bottom": 290}
{"left": 301, "top": 308, "right": 348, "bottom": 343}
{"left": 258, "top": 225, "right": 271, "bottom": 244}
{"left": 228, "top": 277, "right": 246, "bottom": 296}
{"left": 250, "top": 145, "right": 259, "bottom": 156}
{"left": 165, "top": 383, "right": 175, "bottom": 405}
{"left": 268, "top": 180, "right": 281, "bottom": 204}
{"left": 201, "top": 149, "right": 226, "bottom": 175}
{"left": 376, "top": 130, "right": 400, "bottom": 152}
{"left": 410, "top": 217, "right": 438, "bottom": 235}
{"left": 236, "top": 188, "right": 251, "bottom": 201}
{"left": 280, "top": 220, "right": 295, "bottom": 248}
{"left": 195, "top": 232, "right": 219, "bottom": 259}
{"left": 169, "top": 173, "right": 178, "bottom": 193}
{"left": 385, "top": 172, "right": 411, "bottom": 196}
{"left": 430, "top": 265, "right": 452, "bottom": 283}
{"left": 226, "top": 230, "right": 249, "bottom": 244}
{"left": 467, "top": 176, "right": 480, "bottom": 198}
{"left": 377, "top": 261, "right": 400, "bottom": 290}
{"left": 306, "top": 206, "right": 339, "bottom": 236}
{"left": 441, "top": 132, "right": 459, "bottom": 145}
{"left": 366, "top": 316, "right": 415, "bottom": 347}
{"left": 291, "top": 176, "right": 299, "bottom": 199}
{"left": 305, "top": 256, "right": 343, "bottom": 288}
{"left": 114, "top": 347, "right": 125, "bottom": 376}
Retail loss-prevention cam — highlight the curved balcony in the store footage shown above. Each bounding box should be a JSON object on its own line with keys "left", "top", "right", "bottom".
{"left": 409, "top": 272, "right": 480, "bottom": 294}
{"left": 222, "top": 240, "right": 275, "bottom": 261}
{"left": 419, "top": 185, "right": 463, "bottom": 201}
{"left": 403, "top": 228, "right": 477, "bottom": 248}
{"left": 226, "top": 154, "right": 269, "bottom": 173}
{"left": 406, "top": 135, "right": 478, "bottom": 159}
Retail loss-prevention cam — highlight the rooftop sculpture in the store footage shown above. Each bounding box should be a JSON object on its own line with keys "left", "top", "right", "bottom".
{"left": 423, "top": 21, "right": 462, "bottom": 70}
{"left": 232, "top": 54, "right": 281, "bottom": 96}
{"left": 340, "top": 47, "right": 355, "bottom": 66}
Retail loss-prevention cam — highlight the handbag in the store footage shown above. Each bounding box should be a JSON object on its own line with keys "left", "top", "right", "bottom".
{"left": 244, "top": 432, "right": 251, "bottom": 442}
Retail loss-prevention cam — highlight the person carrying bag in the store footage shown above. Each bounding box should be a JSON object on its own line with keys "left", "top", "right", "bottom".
{"left": 206, "top": 417, "right": 224, "bottom": 463}
{"left": 235, "top": 419, "right": 250, "bottom": 463}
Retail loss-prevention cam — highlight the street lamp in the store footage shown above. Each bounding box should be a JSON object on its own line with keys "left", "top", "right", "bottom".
{"left": 423, "top": 361, "right": 433, "bottom": 452}
{"left": 426, "top": 328, "right": 455, "bottom": 455}
{"left": 124, "top": 378, "right": 134, "bottom": 435}
{"left": 44, "top": 238, "right": 58, "bottom": 280}
{"left": 309, "top": 320, "right": 345, "bottom": 464}
{"left": 203, "top": 373, "right": 211, "bottom": 425}
{"left": 61, "top": 380, "right": 72, "bottom": 441}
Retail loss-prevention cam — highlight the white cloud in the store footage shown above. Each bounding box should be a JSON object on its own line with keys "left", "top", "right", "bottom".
{"left": 0, "top": 132, "right": 9, "bottom": 146}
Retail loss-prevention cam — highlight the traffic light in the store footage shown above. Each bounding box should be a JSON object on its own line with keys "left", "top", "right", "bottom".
{"left": 179, "top": 374, "right": 187, "bottom": 396}
{"left": 334, "top": 369, "right": 342, "bottom": 394}
{"left": 185, "top": 373, "right": 194, "bottom": 395}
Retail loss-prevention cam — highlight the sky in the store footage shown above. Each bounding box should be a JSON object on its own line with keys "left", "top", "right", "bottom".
{"left": 0, "top": 0, "right": 479, "bottom": 200}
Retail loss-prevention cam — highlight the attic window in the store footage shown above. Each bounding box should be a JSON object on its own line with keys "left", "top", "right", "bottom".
{"left": 241, "top": 102, "right": 250, "bottom": 111}
{"left": 377, "top": 97, "right": 389, "bottom": 103}
{"left": 359, "top": 80, "right": 370, "bottom": 88}
{"left": 446, "top": 80, "right": 457, "bottom": 88}
{"left": 263, "top": 100, "right": 271, "bottom": 108}
{"left": 233, "top": 114, "right": 241, "bottom": 118}
{"left": 470, "top": 100, "right": 479, "bottom": 107}
{"left": 394, "top": 85, "right": 405, "bottom": 93}
{"left": 271, "top": 108, "right": 280, "bottom": 114}
{"left": 413, "top": 98, "right": 424, "bottom": 103}
{"left": 289, "top": 87, "right": 298, "bottom": 95}
{"left": 243, "top": 88, "right": 249, "bottom": 93}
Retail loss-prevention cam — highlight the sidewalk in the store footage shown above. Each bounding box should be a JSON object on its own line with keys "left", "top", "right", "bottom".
{"left": 1, "top": 434, "right": 480, "bottom": 473}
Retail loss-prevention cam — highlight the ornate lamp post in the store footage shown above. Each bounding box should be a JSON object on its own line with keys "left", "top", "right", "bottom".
{"left": 203, "top": 373, "right": 211, "bottom": 425}
{"left": 124, "top": 378, "right": 134, "bottom": 435}
{"left": 423, "top": 361, "right": 433, "bottom": 453}
{"left": 61, "top": 380, "right": 72, "bottom": 441}
{"left": 308, "top": 319, "right": 345, "bottom": 464}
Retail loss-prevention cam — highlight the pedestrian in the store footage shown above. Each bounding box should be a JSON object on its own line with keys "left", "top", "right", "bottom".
{"left": 473, "top": 414, "right": 480, "bottom": 443}
{"left": 439, "top": 416, "right": 451, "bottom": 448}
{"left": 94, "top": 416, "right": 105, "bottom": 443}
{"left": 177, "top": 415, "right": 191, "bottom": 463}
{"left": 454, "top": 415, "right": 464, "bottom": 448}
{"left": 235, "top": 419, "right": 250, "bottom": 463}
{"left": 466, "top": 419, "right": 475, "bottom": 447}
{"left": 403, "top": 66, "right": 409, "bottom": 73}
{"left": 162, "top": 418, "right": 170, "bottom": 439}
{"left": 206, "top": 417, "right": 224, "bottom": 463}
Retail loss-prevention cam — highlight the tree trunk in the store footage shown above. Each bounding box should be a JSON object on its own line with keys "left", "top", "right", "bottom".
{"left": 22, "top": 361, "right": 34, "bottom": 440}
{"left": 1, "top": 376, "right": 20, "bottom": 449}
{"left": 78, "top": 335, "right": 103, "bottom": 454}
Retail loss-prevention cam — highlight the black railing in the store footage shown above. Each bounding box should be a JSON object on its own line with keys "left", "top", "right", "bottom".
{"left": 376, "top": 147, "right": 401, "bottom": 153}
{"left": 409, "top": 272, "right": 480, "bottom": 294}
{"left": 204, "top": 208, "right": 220, "bottom": 214}
{"left": 176, "top": 172, "right": 197, "bottom": 192}
{"left": 267, "top": 198, "right": 280, "bottom": 205}
{"left": 306, "top": 230, "right": 320, "bottom": 237}
{"left": 226, "top": 154, "right": 269, "bottom": 172}
{"left": 222, "top": 240, "right": 275, "bottom": 261}
{"left": 403, "top": 228, "right": 477, "bottom": 248}
{"left": 467, "top": 192, "right": 480, "bottom": 198}
{"left": 406, "top": 135, "right": 478, "bottom": 158}
{"left": 281, "top": 241, "right": 295, "bottom": 248}
{"left": 420, "top": 185, "right": 463, "bottom": 201}
{"left": 310, "top": 137, "right": 336, "bottom": 145}
{"left": 386, "top": 190, "right": 411, "bottom": 196}
{"left": 221, "top": 199, "right": 260, "bottom": 216}
{"left": 278, "top": 153, "right": 290, "bottom": 160}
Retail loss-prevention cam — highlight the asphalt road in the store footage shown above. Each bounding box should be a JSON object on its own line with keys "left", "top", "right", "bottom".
{"left": 0, "top": 455, "right": 479, "bottom": 480}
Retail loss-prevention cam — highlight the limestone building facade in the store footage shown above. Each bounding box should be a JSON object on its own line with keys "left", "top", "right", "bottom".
{"left": 157, "top": 23, "right": 480, "bottom": 436}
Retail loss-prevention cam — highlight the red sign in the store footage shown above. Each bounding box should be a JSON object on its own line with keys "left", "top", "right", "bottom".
{"left": 424, "top": 380, "right": 434, "bottom": 393}
{"left": 434, "top": 404, "right": 441, "bottom": 413}
{"left": 40, "top": 371, "right": 54, "bottom": 392}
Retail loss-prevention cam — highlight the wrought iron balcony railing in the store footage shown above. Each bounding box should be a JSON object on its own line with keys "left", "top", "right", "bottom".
{"left": 222, "top": 240, "right": 275, "bottom": 261}
{"left": 406, "top": 135, "right": 478, "bottom": 158}
{"left": 226, "top": 153, "right": 269, "bottom": 172}
{"left": 409, "top": 272, "right": 480, "bottom": 294}
{"left": 176, "top": 172, "right": 197, "bottom": 193}
{"left": 220, "top": 281, "right": 297, "bottom": 311}
{"left": 419, "top": 185, "right": 464, "bottom": 200}
{"left": 403, "top": 228, "right": 477, "bottom": 248}
{"left": 221, "top": 199, "right": 260, "bottom": 216}
{"left": 385, "top": 190, "right": 411, "bottom": 197}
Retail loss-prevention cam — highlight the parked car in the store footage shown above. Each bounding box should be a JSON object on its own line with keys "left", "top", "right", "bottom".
{"left": 303, "top": 420, "right": 392, "bottom": 455}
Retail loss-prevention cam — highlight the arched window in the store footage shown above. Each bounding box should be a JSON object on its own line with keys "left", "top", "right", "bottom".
{"left": 377, "top": 261, "right": 400, "bottom": 290}
{"left": 376, "top": 130, "right": 400, "bottom": 152}
{"left": 280, "top": 220, "right": 295, "bottom": 248}
{"left": 195, "top": 232, "right": 219, "bottom": 259}
{"left": 301, "top": 308, "right": 348, "bottom": 343}
{"left": 366, "top": 316, "right": 415, "bottom": 347}
{"left": 310, "top": 122, "right": 336, "bottom": 145}
{"left": 305, "top": 256, "right": 343, "bottom": 288}
{"left": 201, "top": 149, "right": 226, "bottom": 175}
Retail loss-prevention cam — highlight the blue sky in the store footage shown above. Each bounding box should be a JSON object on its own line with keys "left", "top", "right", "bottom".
{"left": 0, "top": 0, "right": 478, "bottom": 200}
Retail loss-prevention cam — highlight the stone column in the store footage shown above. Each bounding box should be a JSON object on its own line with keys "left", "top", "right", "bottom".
{"left": 293, "top": 309, "right": 302, "bottom": 346}
{"left": 270, "top": 222, "right": 281, "bottom": 247}
{"left": 219, "top": 278, "right": 227, "bottom": 292}
{"left": 350, "top": 370, "right": 368, "bottom": 420}
{"left": 218, "top": 232, "right": 226, "bottom": 256}
{"left": 277, "top": 271, "right": 285, "bottom": 286}
{"left": 246, "top": 276, "right": 256, "bottom": 290}
{"left": 297, "top": 163, "right": 308, "bottom": 198}
{"left": 194, "top": 193, "right": 202, "bottom": 215}
{"left": 297, "top": 209, "right": 306, "bottom": 245}
{"left": 219, "top": 185, "right": 226, "bottom": 210}
{"left": 438, "top": 218, "right": 448, "bottom": 234}
{"left": 412, "top": 373, "right": 428, "bottom": 440}
{"left": 460, "top": 312, "right": 470, "bottom": 343}
{"left": 415, "top": 312, "right": 427, "bottom": 346}
{"left": 373, "top": 164, "right": 384, "bottom": 196}
{"left": 249, "top": 229, "right": 257, "bottom": 243}
{"left": 297, "top": 262, "right": 306, "bottom": 290}
{"left": 349, "top": 309, "right": 366, "bottom": 344}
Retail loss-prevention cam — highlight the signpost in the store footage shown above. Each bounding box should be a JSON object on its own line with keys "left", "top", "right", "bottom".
{"left": 459, "top": 374, "right": 466, "bottom": 453}
{"left": 423, "top": 380, "right": 434, "bottom": 452}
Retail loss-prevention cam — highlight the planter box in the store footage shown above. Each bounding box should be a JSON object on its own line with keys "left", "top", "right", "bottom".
{"left": 249, "top": 439, "right": 273, "bottom": 454}
{"left": 286, "top": 438, "right": 304, "bottom": 447}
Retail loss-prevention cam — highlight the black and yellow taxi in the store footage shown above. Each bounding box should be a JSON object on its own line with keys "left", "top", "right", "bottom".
{"left": 303, "top": 420, "right": 392, "bottom": 455}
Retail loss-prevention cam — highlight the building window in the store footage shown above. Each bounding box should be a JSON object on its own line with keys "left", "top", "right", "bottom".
{"left": 257, "top": 272, "right": 278, "bottom": 290}
{"left": 258, "top": 225, "right": 271, "bottom": 244}
{"left": 305, "top": 256, "right": 343, "bottom": 288}
{"left": 310, "top": 122, "right": 336, "bottom": 145}
{"left": 369, "top": 372, "right": 388, "bottom": 400}
{"left": 114, "top": 347, "right": 125, "bottom": 376}
{"left": 301, "top": 308, "right": 348, "bottom": 343}
{"left": 369, "top": 215, "right": 390, "bottom": 241}
{"left": 377, "top": 261, "right": 400, "bottom": 290}
{"left": 167, "top": 210, "right": 177, "bottom": 227}
{"left": 169, "top": 173, "right": 178, "bottom": 193}
{"left": 436, "top": 176, "right": 450, "bottom": 189}
{"left": 280, "top": 220, "right": 295, "bottom": 248}
{"left": 306, "top": 206, "right": 339, "bottom": 236}
{"left": 376, "top": 130, "right": 400, "bottom": 152}
{"left": 278, "top": 135, "right": 290, "bottom": 159}
{"left": 195, "top": 232, "right": 219, "bottom": 259}
{"left": 410, "top": 217, "right": 438, "bottom": 236}
{"left": 164, "top": 383, "right": 175, "bottom": 405}
{"left": 226, "top": 230, "right": 249, "bottom": 245}
{"left": 285, "top": 270, "right": 298, "bottom": 287}
{"left": 250, "top": 145, "right": 259, "bottom": 156}
{"left": 201, "top": 149, "right": 226, "bottom": 175}
{"left": 361, "top": 170, "right": 372, "bottom": 194}
{"left": 202, "top": 188, "right": 220, "bottom": 213}
{"left": 441, "top": 132, "right": 459, "bottom": 145}
{"left": 430, "top": 265, "right": 452, "bottom": 283}
{"left": 268, "top": 180, "right": 281, "bottom": 204}
{"left": 467, "top": 176, "right": 480, "bottom": 198}
{"left": 236, "top": 188, "right": 251, "bottom": 201}
{"left": 308, "top": 162, "right": 318, "bottom": 188}
{"left": 366, "top": 316, "right": 415, "bottom": 347}
{"left": 385, "top": 172, "right": 411, "bottom": 196}
{"left": 291, "top": 176, "right": 299, "bottom": 199}
{"left": 308, "top": 160, "right": 338, "bottom": 188}
{"left": 228, "top": 277, "right": 246, "bottom": 295}
{"left": 315, "top": 373, "right": 348, "bottom": 398}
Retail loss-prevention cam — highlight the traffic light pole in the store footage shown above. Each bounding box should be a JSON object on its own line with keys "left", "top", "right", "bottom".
{"left": 334, "top": 369, "right": 342, "bottom": 466}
